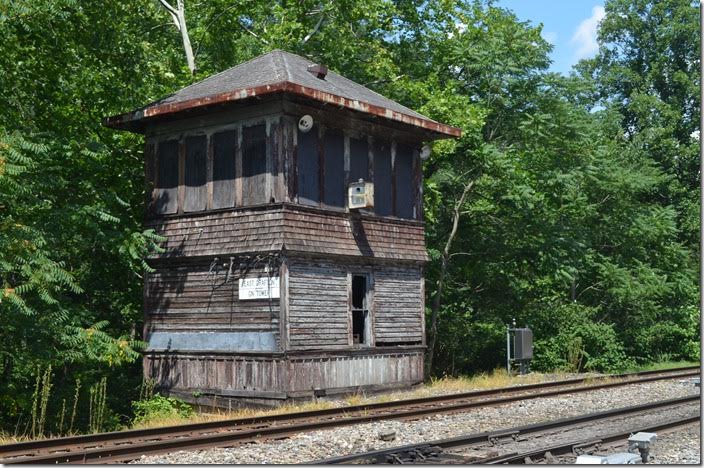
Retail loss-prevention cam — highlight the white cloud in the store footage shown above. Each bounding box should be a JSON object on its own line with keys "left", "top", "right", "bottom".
{"left": 541, "top": 31, "right": 558, "bottom": 44}
{"left": 570, "top": 5, "right": 605, "bottom": 60}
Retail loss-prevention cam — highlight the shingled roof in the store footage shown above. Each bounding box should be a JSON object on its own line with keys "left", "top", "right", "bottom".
{"left": 105, "top": 50, "right": 460, "bottom": 138}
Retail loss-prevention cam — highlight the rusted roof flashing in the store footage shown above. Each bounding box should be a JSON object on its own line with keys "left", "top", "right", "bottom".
{"left": 104, "top": 81, "right": 461, "bottom": 138}
{"left": 104, "top": 50, "right": 461, "bottom": 138}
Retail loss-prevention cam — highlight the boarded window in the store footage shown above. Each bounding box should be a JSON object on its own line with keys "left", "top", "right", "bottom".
{"left": 155, "top": 139, "right": 179, "bottom": 215}
{"left": 212, "top": 130, "right": 236, "bottom": 209}
{"left": 323, "top": 129, "right": 345, "bottom": 207}
{"left": 184, "top": 135, "right": 207, "bottom": 212}
{"left": 373, "top": 139, "right": 392, "bottom": 216}
{"left": 242, "top": 124, "right": 267, "bottom": 205}
{"left": 394, "top": 143, "right": 414, "bottom": 219}
{"left": 349, "top": 137, "right": 369, "bottom": 184}
{"left": 297, "top": 127, "right": 319, "bottom": 205}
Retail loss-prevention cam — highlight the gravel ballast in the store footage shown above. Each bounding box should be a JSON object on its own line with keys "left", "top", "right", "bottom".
{"left": 133, "top": 377, "right": 700, "bottom": 464}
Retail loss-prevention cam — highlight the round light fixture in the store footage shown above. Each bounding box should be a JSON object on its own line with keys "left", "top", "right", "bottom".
{"left": 420, "top": 145, "right": 431, "bottom": 161}
{"left": 298, "top": 115, "right": 314, "bottom": 133}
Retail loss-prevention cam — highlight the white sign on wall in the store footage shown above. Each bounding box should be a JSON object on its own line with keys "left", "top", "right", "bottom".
{"left": 239, "top": 275, "right": 280, "bottom": 300}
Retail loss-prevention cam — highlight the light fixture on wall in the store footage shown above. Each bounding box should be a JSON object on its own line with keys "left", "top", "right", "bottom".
{"left": 420, "top": 145, "right": 431, "bottom": 161}
{"left": 298, "top": 115, "right": 314, "bottom": 133}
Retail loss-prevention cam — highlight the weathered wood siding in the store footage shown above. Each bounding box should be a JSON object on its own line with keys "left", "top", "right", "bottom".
{"left": 287, "top": 261, "right": 349, "bottom": 349}
{"left": 287, "top": 350, "right": 424, "bottom": 394}
{"left": 373, "top": 267, "right": 424, "bottom": 345}
{"left": 281, "top": 208, "right": 428, "bottom": 261}
{"left": 146, "top": 206, "right": 427, "bottom": 262}
{"left": 145, "top": 263, "right": 280, "bottom": 337}
{"left": 144, "top": 353, "right": 287, "bottom": 395}
{"left": 144, "top": 348, "right": 424, "bottom": 399}
{"left": 145, "top": 209, "right": 285, "bottom": 259}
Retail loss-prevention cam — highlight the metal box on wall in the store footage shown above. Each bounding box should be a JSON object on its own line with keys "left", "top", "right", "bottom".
{"left": 513, "top": 328, "right": 533, "bottom": 360}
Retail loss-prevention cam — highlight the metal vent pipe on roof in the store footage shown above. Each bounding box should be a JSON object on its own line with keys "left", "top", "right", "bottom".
{"left": 307, "top": 63, "right": 328, "bottom": 79}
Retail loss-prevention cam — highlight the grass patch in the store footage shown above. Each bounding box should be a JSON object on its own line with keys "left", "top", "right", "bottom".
{"left": 621, "top": 360, "right": 699, "bottom": 373}
{"left": 129, "top": 399, "right": 338, "bottom": 430}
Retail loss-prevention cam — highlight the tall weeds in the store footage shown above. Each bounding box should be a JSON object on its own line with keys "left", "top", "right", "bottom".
{"left": 88, "top": 377, "right": 107, "bottom": 433}
{"left": 68, "top": 377, "right": 81, "bottom": 434}
{"left": 29, "top": 364, "right": 53, "bottom": 438}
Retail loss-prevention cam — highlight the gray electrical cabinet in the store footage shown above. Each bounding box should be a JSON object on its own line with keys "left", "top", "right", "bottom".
{"left": 513, "top": 328, "right": 533, "bottom": 360}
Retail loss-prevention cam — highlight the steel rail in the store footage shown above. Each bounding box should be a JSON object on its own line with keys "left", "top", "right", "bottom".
{"left": 0, "top": 366, "right": 698, "bottom": 464}
{"left": 481, "top": 414, "right": 701, "bottom": 464}
{"left": 311, "top": 395, "right": 700, "bottom": 464}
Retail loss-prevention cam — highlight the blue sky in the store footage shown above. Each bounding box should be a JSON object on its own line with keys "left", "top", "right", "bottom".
{"left": 497, "top": 0, "right": 606, "bottom": 75}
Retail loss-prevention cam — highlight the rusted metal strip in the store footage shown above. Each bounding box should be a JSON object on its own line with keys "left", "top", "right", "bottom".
{"left": 104, "top": 82, "right": 462, "bottom": 138}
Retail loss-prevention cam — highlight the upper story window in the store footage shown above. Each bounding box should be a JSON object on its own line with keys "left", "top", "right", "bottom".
{"left": 148, "top": 118, "right": 421, "bottom": 220}
{"left": 295, "top": 124, "right": 418, "bottom": 220}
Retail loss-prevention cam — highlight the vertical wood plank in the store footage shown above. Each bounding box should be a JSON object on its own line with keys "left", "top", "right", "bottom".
{"left": 420, "top": 266, "right": 426, "bottom": 345}
{"left": 391, "top": 140, "right": 397, "bottom": 217}
{"left": 265, "top": 119, "right": 273, "bottom": 203}
{"left": 343, "top": 133, "right": 350, "bottom": 203}
{"left": 206, "top": 134, "right": 213, "bottom": 210}
{"left": 280, "top": 257, "right": 289, "bottom": 352}
{"left": 144, "top": 142, "right": 156, "bottom": 215}
{"left": 235, "top": 124, "right": 243, "bottom": 206}
{"left": 177, "top": 138, "right": 185, "bottom": 214}
{"left": 318, "top": 124, "right": 325, "bottom": 206}
{"left": 346, "top": 270, "right": 353, "bottom": 346}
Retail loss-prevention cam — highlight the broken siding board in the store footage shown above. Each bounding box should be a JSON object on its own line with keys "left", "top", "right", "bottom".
{"left": 242, "top": 124, "right": 267, "bottom": 205}
{"left": 155, "top": 140, "right": 179, "bottom": 214}
{"left": 212, "top": 130, "right": 237, "bottom": 209}
{"left": 184, "top": 135, "right": 208, "bottom": 212}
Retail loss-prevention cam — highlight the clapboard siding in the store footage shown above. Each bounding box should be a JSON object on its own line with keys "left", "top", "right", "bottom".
{"left": 288, "top": 262, "right": 349, "bottom": 349}
{"left": 373, "top": 267, "right": 423, "bottom": 344}
{"left": 146, "top": 210, "right": 285, "bottom": 258}
{"left": 146, "top": 263, "right": 279, "bottom": 337}
{"left": 147, "top": 205, "right": 427, "bottom": 261}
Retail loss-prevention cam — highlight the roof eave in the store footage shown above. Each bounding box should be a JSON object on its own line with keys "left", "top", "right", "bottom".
{"left": 103, "top": 81, "right": 462, "bottom": 139}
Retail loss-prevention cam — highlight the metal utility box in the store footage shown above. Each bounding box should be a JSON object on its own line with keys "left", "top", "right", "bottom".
{"left": 513, "top": 328, "right": 533, "bottom": 360}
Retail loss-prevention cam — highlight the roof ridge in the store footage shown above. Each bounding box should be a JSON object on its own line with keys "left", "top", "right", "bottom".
{"left": 162, "top": 50, "right": 279, "bottom": 100}
{"left": 272, "top": 50, "right": 291, "bottom": 82}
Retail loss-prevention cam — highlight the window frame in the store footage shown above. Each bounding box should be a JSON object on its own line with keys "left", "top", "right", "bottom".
{"left": 349, "top": 272, "right": 374, "bottom": 347}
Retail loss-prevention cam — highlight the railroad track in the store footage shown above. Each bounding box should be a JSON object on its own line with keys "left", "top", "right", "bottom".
{"left": 0, "top": 366, "right": 698, "bottom": 464}
{"left": 312, "top": 395, "right": 700, "bottom": 464}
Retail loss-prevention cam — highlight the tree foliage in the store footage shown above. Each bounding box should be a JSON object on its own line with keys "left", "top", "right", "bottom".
{"left": 0, "top": 0, "right": 698, "bottom": 435}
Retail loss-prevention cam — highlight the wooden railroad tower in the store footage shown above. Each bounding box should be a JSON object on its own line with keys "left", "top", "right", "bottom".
{"left": 106, "top": 50, "right": 460, "bottom": 406}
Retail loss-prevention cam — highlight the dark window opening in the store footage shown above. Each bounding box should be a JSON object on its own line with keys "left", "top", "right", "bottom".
{"left": 242, "top": 124, "right": 267, "bottom": 205}
{"left": 351, "top": 275, "right": 370, "bottom": 345}
{"left": 155, "top": 139, "right": 179, "bottom": 215}
{"left": 297, "top": 127, "right": 319, "bottom": 205}
{"left": 394, "top": 143, "right": 414, "bottom": 219}
{"left": 184, "top": 135, "right": 207, "bottom": 212}
{"left": 323, "top": 129, "right": 345, "bottom": 207}
{"left": 212, "top": 130, "right": 236, "bottom": 209}
{"left": 349, "top": 137, "right": 369, "bottom": 183}
{"left": 373, "top": 140, "right": 392, "bottom": 216}
{"left": 376, "top": 341, "right": 421, "bottom": 347}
